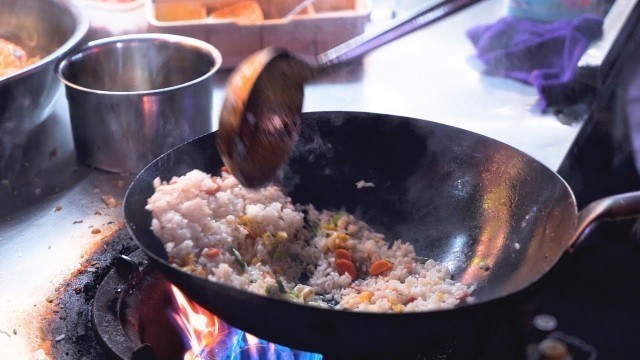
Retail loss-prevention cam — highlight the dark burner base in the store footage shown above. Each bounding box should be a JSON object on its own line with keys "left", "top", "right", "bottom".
{"left": 49, "top": 236, "right": 530, "bottom": 360}
{"left": 90, "top": 251, "right": 529, "bottom": 360}
{"left": 47, "top": 229, "right": 138, "bottom": 359}
{"left": 49, "top": 226, "right": 633, "bottom": 360}
{"left": 93, "top": 249, "right": 185, "bottom": 360}
{"left": 45, "top": 228, "right": 190, "bottom": 360}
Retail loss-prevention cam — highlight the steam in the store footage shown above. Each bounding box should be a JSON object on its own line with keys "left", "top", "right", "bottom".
{"left": 276, "top": 128, "right": 334, "bottom": 188}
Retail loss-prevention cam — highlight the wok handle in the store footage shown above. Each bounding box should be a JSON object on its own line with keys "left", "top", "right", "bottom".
{"left": 570, "top": 191, "right": 640, "bottom": 249}
{"left": 316, "top": 0, "right": 480, "bottom": 67}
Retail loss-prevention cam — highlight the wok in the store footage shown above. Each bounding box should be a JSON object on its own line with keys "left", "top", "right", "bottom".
{"left": 124, "top": 111, "right": 640, "bottom": 357}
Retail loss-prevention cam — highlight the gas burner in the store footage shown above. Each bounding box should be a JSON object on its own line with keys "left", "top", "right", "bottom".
{"left": 45, "top": 228, "right": 609, "bottom": 360}
{"left": 91, "top": 249, "right": 529, "bottom": 360}
{"left": 93, "top": 250, "right": 323, "bottom": 360}
{"left": 92, "top": 250, "right": 184, "bottom": 359}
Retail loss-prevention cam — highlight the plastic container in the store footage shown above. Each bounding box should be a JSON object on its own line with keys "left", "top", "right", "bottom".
{"left": 146, "top": 0, "right": 371, "bottom": 68}
{"left": 508, "top": 0, "right": 599, "bottom": 21}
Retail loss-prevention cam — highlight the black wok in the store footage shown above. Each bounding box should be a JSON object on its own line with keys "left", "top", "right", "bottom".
{"left": 124, "top": 111, "right": 640, "bottom": 358}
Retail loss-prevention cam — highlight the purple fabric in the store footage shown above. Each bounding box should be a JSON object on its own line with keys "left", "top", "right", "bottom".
{"left": 467, "top": 14, "right": 603, "bottom": 110}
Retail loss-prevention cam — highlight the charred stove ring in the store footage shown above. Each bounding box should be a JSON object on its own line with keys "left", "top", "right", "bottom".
{"left": 93, "top": 250, "right": 153, "bottom": 359}
{"left": 93, "top": 250, "right": 186, "bottom": 360}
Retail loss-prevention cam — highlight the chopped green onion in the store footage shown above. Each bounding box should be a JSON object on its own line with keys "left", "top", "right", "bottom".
{"left": 230, "top": 248, "right": 246, "bottom": 272}
{"left": 289, "top": 289, "right": 300, "bottom": 299}
{"left": 330, "top": 210, "right": 346, "bottom": 226}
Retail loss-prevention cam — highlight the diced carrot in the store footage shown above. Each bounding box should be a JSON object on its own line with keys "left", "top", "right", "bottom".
{"left": 203, "top": 248, "right": 220, "bottom": 259}
{"left": 221, "top": 166, "right": 230, "bottom": 174}
{"left": 369, "top": 259, "right": 393, "bottom": 276}
{"left": 334, "top": 249, "right": 353, "bottom": 262}
{"left": 203, "top": 183, "right": 220, "bottom": 196}
{"left": 335, "top": 259, "right": 357, "bottom": 279}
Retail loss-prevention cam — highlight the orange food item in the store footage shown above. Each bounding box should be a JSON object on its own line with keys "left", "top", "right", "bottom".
{"left": 154, "top": 3, "right": 207, "bottom": 22}
{"left": 335, "top": 259, "right": 357, "bottom": 279}
{"left": 0, "top": 38, "right": 38, "bottom": 78}
{"left": 359, "top": 291, "right": 373, "bottom": 303}
{"left": 203, "top": 183, "right": 220, "bottom": 196}
{"left": 203, "top": 248, "right": 221, "bottom": 258}
{"left": 209, "top": 0, "right": 264, "bottom": 24}
{"left": 369, "top": 259, "right": 393, "bottom": 276}
{"left": 334, "top": 248, "right": 353, "bottom": 262}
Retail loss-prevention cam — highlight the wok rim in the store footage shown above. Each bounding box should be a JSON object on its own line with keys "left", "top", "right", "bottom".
{"left": 55, "top": 33, "right": 223, "bottom": 96}
{"left": 123, "top": 110, "right": 580, "bottom": 319}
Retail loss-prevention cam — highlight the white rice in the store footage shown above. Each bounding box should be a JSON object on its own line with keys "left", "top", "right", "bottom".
{"left": 146, "top": 169, "right": 474, "bottom": 313}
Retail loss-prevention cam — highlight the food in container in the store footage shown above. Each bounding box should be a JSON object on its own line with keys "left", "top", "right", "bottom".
{"left": 0, "top": 0, "right": 88, "bottom": 178}
{"left": 146, "top": 0, "right": 371, "bottom": 68}
{"left": 209, "top": 0, "right": 265, "bottom": 24}
{"left": 154, "top": 2, "right": 207, "bottom": 21}
{"left": 146, "top": 169, "right": 474, "bottom": 313}
{"left": 0, "top": 38, "right": 40, "bottom": 78}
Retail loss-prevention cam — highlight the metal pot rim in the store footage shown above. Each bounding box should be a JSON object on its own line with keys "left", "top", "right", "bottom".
{"left": 0, "top": 0, "right": 89, "bottom": 84}
{"left": 55, "top": 33, "right": 223, "bottom": 96}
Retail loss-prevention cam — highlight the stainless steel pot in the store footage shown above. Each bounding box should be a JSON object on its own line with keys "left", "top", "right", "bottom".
{"left": 56, "top": 34, "right": 223, "bottom": 174}
{"left": 0, "top": 0, "right": 88, "bottom": 175}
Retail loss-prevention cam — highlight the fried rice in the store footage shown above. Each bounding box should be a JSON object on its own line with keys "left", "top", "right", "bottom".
{"left": 146, "top": 169, "right": 474, "bottom": 313}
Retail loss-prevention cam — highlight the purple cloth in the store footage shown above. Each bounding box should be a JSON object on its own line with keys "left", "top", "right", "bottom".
{"left": 467, "top": 14, "right": 603, "bottom": 110}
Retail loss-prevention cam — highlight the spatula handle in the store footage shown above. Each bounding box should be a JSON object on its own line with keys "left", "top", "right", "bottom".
{"left": 317, "top": 0, "right": 481, "bottom": 67}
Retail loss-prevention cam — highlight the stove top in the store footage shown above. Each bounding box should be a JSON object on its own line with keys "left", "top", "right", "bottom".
{"left": 40, "top": 217, "right": 640, "bottom": 360}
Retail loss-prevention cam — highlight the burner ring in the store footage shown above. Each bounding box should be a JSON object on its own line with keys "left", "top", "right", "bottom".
{"left": 92, "top": 249, "right": 185, "bottom": 360}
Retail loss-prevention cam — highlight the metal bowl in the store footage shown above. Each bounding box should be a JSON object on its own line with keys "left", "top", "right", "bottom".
{"left": 0, "top": 0, "right": 88, "bottom": 166}
{"left": 56, "top": 34, "right": 223, "bottom": 174}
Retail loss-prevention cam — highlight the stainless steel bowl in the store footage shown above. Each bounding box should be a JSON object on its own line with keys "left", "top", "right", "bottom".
{"left": 56, "top": 34, "right": 223, "bottom": 174}
{"left": 0, "top": 0, "right": 88, "bottom": 167}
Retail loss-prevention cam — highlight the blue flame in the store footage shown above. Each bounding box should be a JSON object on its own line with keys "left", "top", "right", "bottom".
{"left": 201, "top": 327, "right": 323, "bottom": 360}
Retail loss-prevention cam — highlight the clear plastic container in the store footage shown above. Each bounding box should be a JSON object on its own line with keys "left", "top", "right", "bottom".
{"left": 79, "top": 0, "right": 148, "bottom": 40}
{"left": 507, "top": 0, "right": 599, "bottom": 21}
